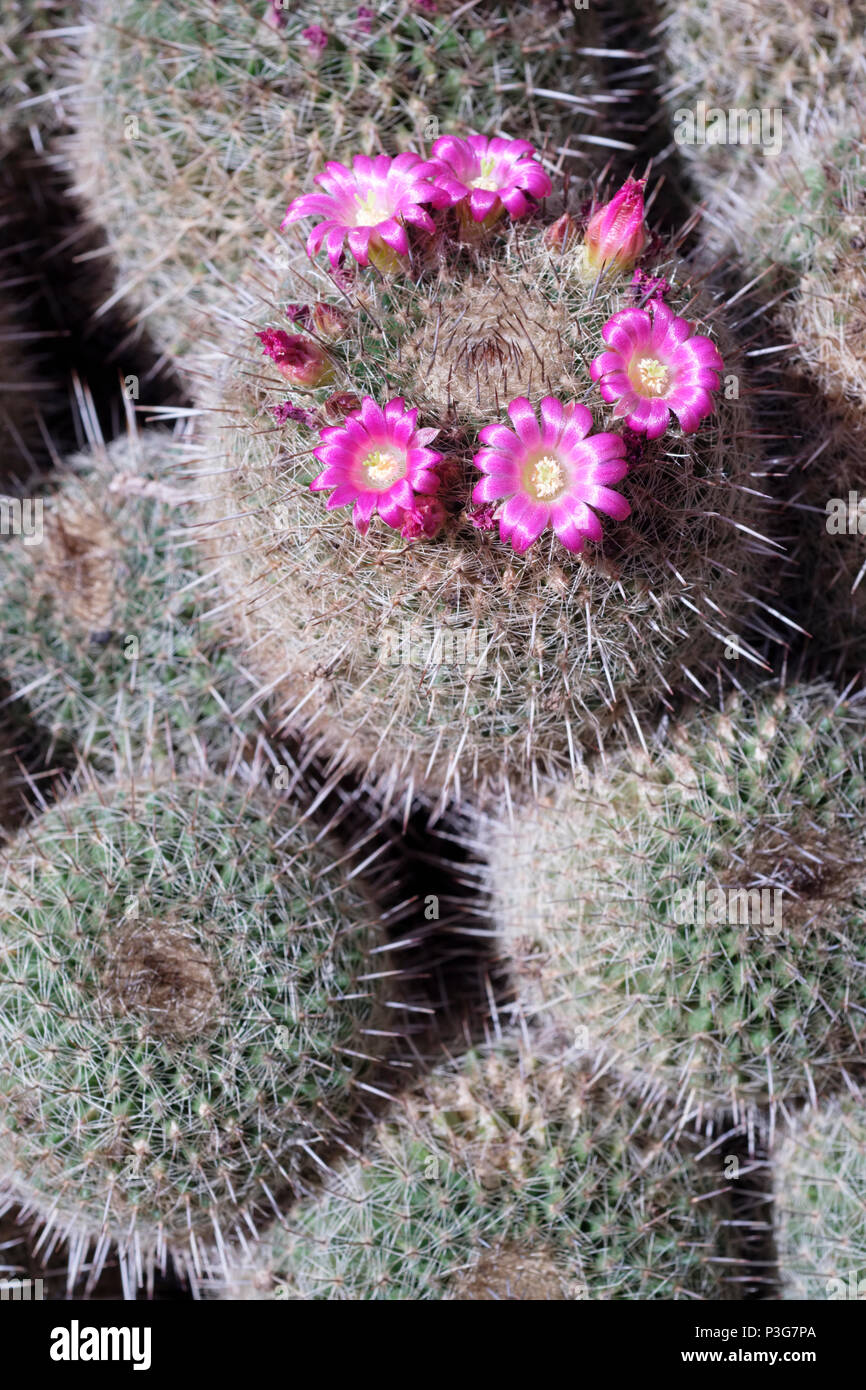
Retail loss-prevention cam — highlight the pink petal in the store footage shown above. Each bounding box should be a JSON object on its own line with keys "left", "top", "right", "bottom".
{"left": 506, "top": 396, "right": 541, "bottom": 447}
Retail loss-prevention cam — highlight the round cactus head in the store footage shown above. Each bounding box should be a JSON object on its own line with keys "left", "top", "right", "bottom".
{"left": 488, "top": 683, "right": 866, "bottom": 1114}
{"left": 66, "top": 0, "right": 603, "bottom": 370}
{"left": 0, "top": 775, "right": 390, "bottom": 1294}
{"left": 193, "top": 198, "right": 775, "bottom": 803}
{"left": 219, "top": 1045, "right": 735, "bottom": 1300}
{"left": 775, "top": 1099, "right": 866, "bottom": 1301}
{"left": 1, "top": 431, "right": 250, "bottom": 776}
{"left": 661, "top": 0, "right": 866, "bottom": 406}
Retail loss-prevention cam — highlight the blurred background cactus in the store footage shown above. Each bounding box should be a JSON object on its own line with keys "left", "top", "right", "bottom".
{"left": 1, "top": 429, "right": 252, "bottom": 777}
{"left": 0, "top": 773, "right": 392, "bottom": 1295}
{"left": 487, "top": 684, "right": 866, "bottom": 1115}
{"left": 216, "top": 1043, "right": 744, "bottom": 1300}
{"left": 774, "top": 1099, "right": 866, "bottom": 1300}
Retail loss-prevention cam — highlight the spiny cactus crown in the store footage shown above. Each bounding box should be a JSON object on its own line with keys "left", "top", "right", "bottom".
{"left": 194, "top": 198, "right": 775, "bottom": 801}
{"left": 487, "top": 682, "right": 866, "bottom": 1112}
{"left": 67, "top": 0, "right": 600, "bottom": 365}
{"left": 1, "top": 432, "right": 250, "bottom": 776}
{"left": 0, "top": 776, "right": 388, "bottom": 1290}
{"left": 774, "top": 1099, "right": 866, "bottom": 1301}
{"left": 223, "top": 1045, "right": 729, "bottom": 1300}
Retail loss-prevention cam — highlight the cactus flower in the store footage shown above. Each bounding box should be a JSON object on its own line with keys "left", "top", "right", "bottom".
{"left": 590, "top": 302, "right": 724, "bottom": 439}
{"left": 256, "top": 328, "right": 334, "bottom": 388}
{"left": 428, "top": 134, "right": 551, "bottom": 229}
{"left": 472, "top": 396, "right": 629, "bottom": 555}
{"left": 282, "top": 153, "right": 447, "bottom": 271}
{"left": 311, "top": 396, "right": 443, "bottom": 536}
{"left": 584, "top": 178, "right": 648, "bottom": 275}
{"left": 400, "top": 496, "right": 447, "bottom": 542}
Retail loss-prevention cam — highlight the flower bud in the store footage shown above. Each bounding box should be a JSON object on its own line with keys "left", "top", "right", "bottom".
{"left": 584, "top": 178, "right": 648, "bottom": 275}
{"left": 256, "top": 329, "right": 334, "bottom": 389}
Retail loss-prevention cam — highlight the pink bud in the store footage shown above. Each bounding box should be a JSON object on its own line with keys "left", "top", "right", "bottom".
{"left": 400, "top": 497, "right": 446, "bottom": 542}
{"left": 311, "top": 302, "right": 351, "bottom": 341}
{"left": 543, "top": 212, "right": 579, "bottom": 252}
{"left": 256, "top": 329, "right": 334, "bottom": 389}
{"left": 584, "top": 178, "right": 648, "bottom": 275}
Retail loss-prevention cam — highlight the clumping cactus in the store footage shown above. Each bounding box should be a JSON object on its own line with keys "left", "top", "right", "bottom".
{"left": 1, "top": 430, "right": 251, "bottom": 776}
{"left": 774, "top": 1099, "right": 866, "bottom": 1301}
{"left": 218, "top": 1044, "right": 734, "bottom": 1300}
{"left": 64, "top": 0, "right": 603, "bottom": 370}
{"left": 192, "top": 191, "right": 775, "bottom": 802}
{"left": 486, "top": 682, "right": 866, "bottom": 1115}
{"left": 0, "top": 774, "right": 391, "bottom": 1295}
{"left": 661, "top": 0, "right": 866, "bottom": 406}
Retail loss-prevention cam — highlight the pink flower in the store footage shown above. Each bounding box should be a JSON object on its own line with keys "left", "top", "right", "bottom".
{"left": 584, "top": 178, "right": 648, "bottom": 275}
{"left": 428, "top": 134, "right": 551, "bottom": 225}
{"left": 472, "top": 396, "right": 630, "bottom": 555}
{"left": 302, "top": 24, "right": 328, "bottom": 51}
{"left": 590, "top": 302, "right": 724, "bottom": 440}
{"left": 256, "top": 328, "right": 334, "bottom": 388}
{"left": 281, "top": 153, "right": 447, "bottom": 270}
{"left": 311, "top": 396, "right": 442, "bottom": 536}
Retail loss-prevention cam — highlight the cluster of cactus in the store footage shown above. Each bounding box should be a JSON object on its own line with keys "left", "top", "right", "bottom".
{"left": 193, "top": 215, "right": 775, "bottom": 803}
{"left": 487, "top": 683, "right": 866, "bottom": 1115}
{"left": 64, "top": 0, "right": 602, "bottom": 371}
{"left": 1, "top": 430, "right": 253, "bottom": 777}
{"left": 0, "top": 773, "right": 391, "bottom": 1294}
{"left": 216, "top": 1043, "right": 739, "bottom": 1300}
{"left": 661, "top": 0, "right": 866, "bottom": 406}
{"left": 774, "top": 1099, "right": 866, "bottom": 1301}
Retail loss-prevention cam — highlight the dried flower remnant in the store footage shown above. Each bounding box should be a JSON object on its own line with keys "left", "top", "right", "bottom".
{"left": 256, "top": 328, "right": 334, "bottom": 388}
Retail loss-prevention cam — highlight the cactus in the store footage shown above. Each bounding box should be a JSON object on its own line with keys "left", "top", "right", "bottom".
{"left": 0, "top": 290, "right": 59, "bottom": 487}
{"left": 217, "top": 1044, "right": 734, "bottom": 1300}
{"left": 0, "top": 0, "right": 75, "bottom": 142}
{"left": 486, "top": 682, "right": 866, "bottom": 1114}
{"left": 0, "top": 774, "right": 391, "bottom": 1294}
{"left": 192, "top": 216, "right": 775, "bottom": 802}
{"left": 774, "top": 1099, "right": 866, "bottom": 1301}
{"left": 661, "top": 0, "right": 866, "bottom": 406}
{"left": 0, "top": 429, "right": 252, "bottom": 777}
{"left": 64, "top": 0, "right": 603, "bottom": 372}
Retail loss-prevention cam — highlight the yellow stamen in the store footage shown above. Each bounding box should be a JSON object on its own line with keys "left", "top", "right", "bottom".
{"left": 636, "top": 357, "right": 669, "bottom": 395}
{"left": 354, "top": 191, "right": 388, "bottom": 225}
{"left": 365, "top": 449, "right": 403, "bottom": 487}
{"left": 471, "top": 155, "right": 500, "bottom": 192}
{"left": 531, "top": 455, "right": 564, "bottom": 500}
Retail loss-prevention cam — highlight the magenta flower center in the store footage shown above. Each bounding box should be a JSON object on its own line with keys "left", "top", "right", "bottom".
{"left": 631, "top": 355, "right": 671, "bottom": 397}
{"left": 524, "top": 452, "right": 566, "bottom": 502}
{"left": 364, "top": 448, "right": 405, "bottom": 487}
